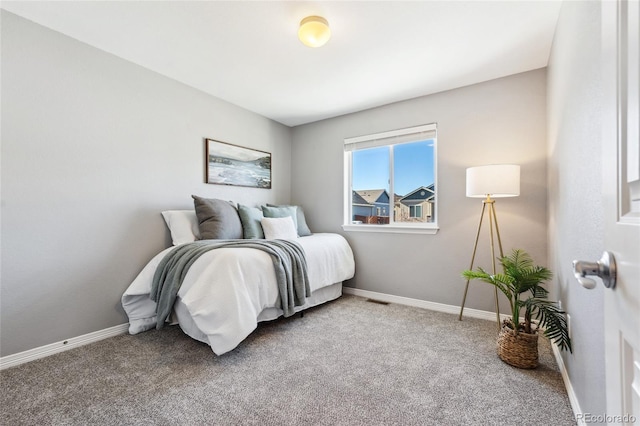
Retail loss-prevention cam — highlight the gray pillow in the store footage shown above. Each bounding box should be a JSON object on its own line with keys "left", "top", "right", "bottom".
{"left": 266, "top": 204, "right": 312, "bottom": 236}
{"left": 192, "top": 195, "right": 243, "bottom": 240}
{"left": 261, "top": 205, "right": 298, "bottom": 233}
{"left": 238, "top": 204, "right": 265, "bottom": 239}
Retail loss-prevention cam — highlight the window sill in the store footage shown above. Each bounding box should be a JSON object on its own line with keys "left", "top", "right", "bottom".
{"left": 341, "top": 224, "right": 439, "bottom": 235}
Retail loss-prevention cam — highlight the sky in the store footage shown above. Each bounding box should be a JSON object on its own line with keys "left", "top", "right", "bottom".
{"left": 352, "top": 139, "right": 435, "bottom": 196}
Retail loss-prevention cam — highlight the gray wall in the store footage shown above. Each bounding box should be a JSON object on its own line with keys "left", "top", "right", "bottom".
{"left": 0, "top": 12, "right": 292, "bottom": 357}
{"left": 547, "top": 0, "right": 605, "bottom": 417}
{"left": 291, "top": 69, "right": 548, "bottom": 314}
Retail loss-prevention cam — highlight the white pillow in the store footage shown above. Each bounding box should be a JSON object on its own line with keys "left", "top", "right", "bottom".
{"left": 261, "top": 216, "right": 298, "bottom": 240}
{"left": 161, "top": 210, "right": 200, "bottom": 245}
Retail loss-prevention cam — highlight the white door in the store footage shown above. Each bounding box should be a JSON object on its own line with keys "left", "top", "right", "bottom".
{"left": 602, "top": 1, "right": 640, "bottom": 423}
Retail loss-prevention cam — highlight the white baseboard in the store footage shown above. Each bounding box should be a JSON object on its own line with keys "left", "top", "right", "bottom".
{"left": 551, "top": 342, "right": 583, "bottom": 425}
{"left": 343, "top": 287, "right": 513, "bottom": 323}
{"left": 0, "top": 323, "right": 130, "bottom": 370}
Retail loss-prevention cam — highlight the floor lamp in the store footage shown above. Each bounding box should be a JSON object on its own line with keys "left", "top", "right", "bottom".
{"left": 458, "top": 164, "right": 520, "bottom": 329}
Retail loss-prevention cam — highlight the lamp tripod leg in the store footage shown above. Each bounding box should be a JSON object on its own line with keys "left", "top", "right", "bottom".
{"left": 459, "top": 203, "right": 487, "bottom": 321}
{"left": 488, "top": 201, "right": 501, "bottom": 329}
{"left": 491, "top": 202, "right": 506, "bottom": 329}
{"left": 490, "top": 202, "right": 505, "bottom": 258}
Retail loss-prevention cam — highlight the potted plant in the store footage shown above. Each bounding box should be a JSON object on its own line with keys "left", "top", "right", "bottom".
{"left": 462, "top": 249, "right": 572, "bottom": 369}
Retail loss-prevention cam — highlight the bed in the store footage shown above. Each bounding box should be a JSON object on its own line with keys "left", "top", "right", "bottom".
{"left": 121, "top": 201, "right": 355, "bottom": 355}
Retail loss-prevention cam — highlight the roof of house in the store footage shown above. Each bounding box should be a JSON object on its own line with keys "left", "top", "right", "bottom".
{"left": 400, "top": 185, "right": 435, "bottom": 201}
{"left": 355, "top": 189, "right": 388, "bottom": 204}
{"left": 352, "top": 191, "right": 371, "bottom": 206}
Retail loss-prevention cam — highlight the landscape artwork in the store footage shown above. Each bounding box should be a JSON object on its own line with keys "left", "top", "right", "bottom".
{"left": 205, "top": 139, "right": 272, "bottom": 189}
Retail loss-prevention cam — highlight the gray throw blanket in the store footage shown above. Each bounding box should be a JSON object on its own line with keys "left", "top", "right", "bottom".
{"left": 150, "top": 239, "right": 310, "bottom": 329}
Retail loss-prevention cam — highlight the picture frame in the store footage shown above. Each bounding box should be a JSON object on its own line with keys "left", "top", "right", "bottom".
{"left": 205, "top": 138, "right": 272, "bottom": 189}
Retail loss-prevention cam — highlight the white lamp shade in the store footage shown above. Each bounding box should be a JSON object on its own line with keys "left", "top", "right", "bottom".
{"left": 466, "top": 164, "right": 520, "bottom": 198}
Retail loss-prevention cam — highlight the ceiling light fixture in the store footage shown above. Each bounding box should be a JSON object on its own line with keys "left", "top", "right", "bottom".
{"left": 298, "top": 16, "right": 331, "bottom": 48}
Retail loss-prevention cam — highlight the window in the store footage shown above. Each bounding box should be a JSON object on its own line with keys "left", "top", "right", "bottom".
{"left": 343, "top": 123, "right": 438, "bottom": 234}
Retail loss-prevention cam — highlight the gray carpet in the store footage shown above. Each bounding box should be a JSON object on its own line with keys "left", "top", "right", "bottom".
{"left": 0, "top": 295, "right": 576, "bottom": 425}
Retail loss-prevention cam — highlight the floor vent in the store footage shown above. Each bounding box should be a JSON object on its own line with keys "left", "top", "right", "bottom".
{"left": 366, "top": 299, "right": 390, "bottom": 305}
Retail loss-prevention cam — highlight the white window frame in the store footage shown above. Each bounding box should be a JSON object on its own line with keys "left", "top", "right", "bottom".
{"left": 343, "top": 123, "right": 439, "bottom": 235}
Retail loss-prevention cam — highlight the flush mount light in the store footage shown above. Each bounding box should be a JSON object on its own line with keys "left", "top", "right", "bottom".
{"left": 298, "top": 16, "right": 331, "bottom": 48}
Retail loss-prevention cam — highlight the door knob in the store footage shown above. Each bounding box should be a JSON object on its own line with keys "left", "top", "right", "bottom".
{"left": 572, "top": 251, "right": 617, "bottom": 289}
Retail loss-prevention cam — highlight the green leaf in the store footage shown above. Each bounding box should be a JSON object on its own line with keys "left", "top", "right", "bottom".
{"left": 525, "top": 298, "right": 572, "bottom": 352}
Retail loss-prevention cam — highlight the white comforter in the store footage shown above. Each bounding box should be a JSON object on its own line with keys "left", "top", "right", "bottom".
{"left": 121, "top": 233, "right": 355, "bottom": 354}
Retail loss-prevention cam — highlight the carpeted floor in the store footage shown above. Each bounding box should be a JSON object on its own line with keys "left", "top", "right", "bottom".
{"left": 0, "top": 295, "right": 576, "bottom": 425}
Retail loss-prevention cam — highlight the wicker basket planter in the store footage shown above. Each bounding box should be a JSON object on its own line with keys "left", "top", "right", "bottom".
{"left": 464, "top": 249, "right": 572, "bottom": 361}
{"left": 497, "top": 321, "right": 539, "bottom": 369}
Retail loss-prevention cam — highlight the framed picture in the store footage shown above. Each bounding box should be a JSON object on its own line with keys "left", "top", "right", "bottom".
{"left": 205, "top": 138, "right": 272, "bottom": 189}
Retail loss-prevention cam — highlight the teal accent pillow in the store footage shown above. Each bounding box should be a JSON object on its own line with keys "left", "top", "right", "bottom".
{"left": 261, "top": 205, "right": 298, "bottom": 233}
{"left": 267, "top": 204, "right": 312, "bottom": 236}
{"left": 192, "top": 195, "right": 243, "bottom": 240}
{"left": 238, "top": 204, "right": 265, "bottom": 239}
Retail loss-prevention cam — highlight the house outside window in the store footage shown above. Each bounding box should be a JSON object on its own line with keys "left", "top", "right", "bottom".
{"left": 343, "top": 123, "right": 438, "bottom": 234}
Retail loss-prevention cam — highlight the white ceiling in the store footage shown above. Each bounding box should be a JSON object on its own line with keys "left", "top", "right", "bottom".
{"left": 1, "top": 1, "right": 562, "bottom": 127}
